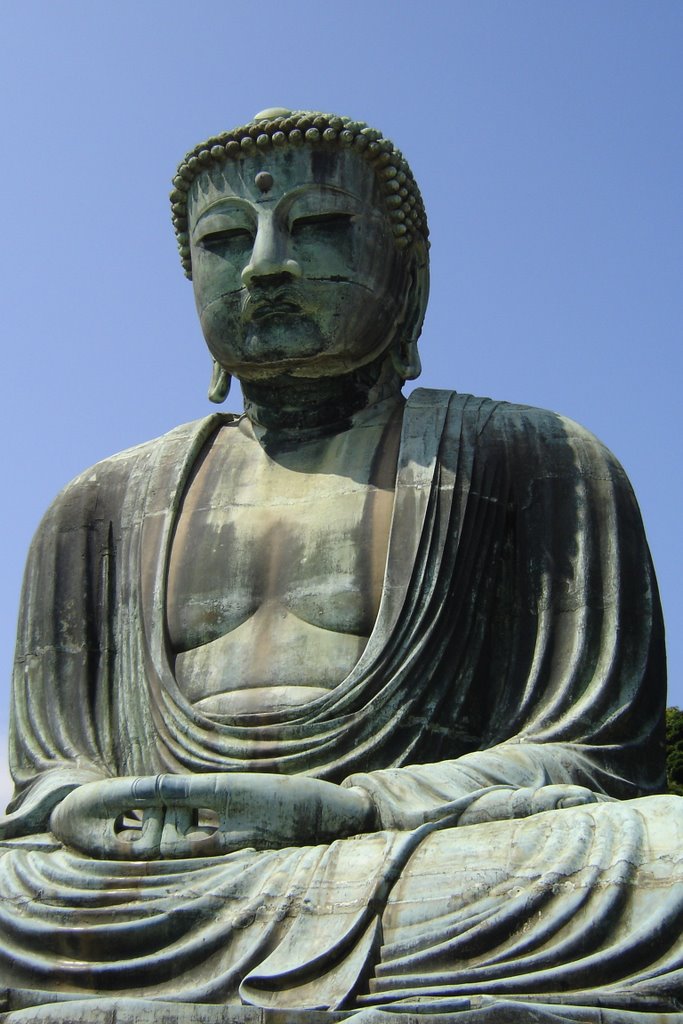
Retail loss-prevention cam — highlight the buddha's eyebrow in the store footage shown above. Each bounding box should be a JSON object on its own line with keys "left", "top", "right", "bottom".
{"left": 193, "top": 198, "right": 254, "bottom": 225}
{"left": 276, "top": 184, "right": 360, "bottom": 216}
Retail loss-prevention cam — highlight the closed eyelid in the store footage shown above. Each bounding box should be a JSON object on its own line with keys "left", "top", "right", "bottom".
{"left": 192, "top": 201, "right": 256, "bottom": 240}
{"left": 193, "top": 217, "right": 255, "bottom": 245}
{"left": 280, "top": 187, "right": 360, "bottom": 224}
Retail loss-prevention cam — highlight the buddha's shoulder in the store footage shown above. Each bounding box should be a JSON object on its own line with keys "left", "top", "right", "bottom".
{"left": 410, "top": 387, "right": 624, "bottom": 474}
{"left": 37, "top": 414, "right": 232, "bottom": 530}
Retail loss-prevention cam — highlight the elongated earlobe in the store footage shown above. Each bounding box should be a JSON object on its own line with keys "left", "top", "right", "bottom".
{"left": 390, "top": 247, "right": 429, "bottom": 381}
{"left": 208, "top": 361, "right": 231, "bottom": 404}
{"left": 391, "top": 339, "right": 422, "bottom": 381}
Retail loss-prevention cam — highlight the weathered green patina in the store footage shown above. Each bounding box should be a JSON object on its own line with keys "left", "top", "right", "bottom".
{"left": 0, "top": 110, "right": 681, "bottom": 1024}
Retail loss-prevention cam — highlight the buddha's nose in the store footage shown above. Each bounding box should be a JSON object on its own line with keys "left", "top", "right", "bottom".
{"left": 241, "top": 217, "right": 301, "bottom": 288}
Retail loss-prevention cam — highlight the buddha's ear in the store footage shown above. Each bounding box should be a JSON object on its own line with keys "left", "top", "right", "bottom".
{"left": 391, "top": 241, "right": 429, "bottom": 381}
{"left": 208, "top": 360, "right": 232, "bottom": 403}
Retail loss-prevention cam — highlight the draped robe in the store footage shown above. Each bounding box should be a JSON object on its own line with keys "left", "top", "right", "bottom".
{"left": 0, "top": 389, "right": 681, "bottom": 1022}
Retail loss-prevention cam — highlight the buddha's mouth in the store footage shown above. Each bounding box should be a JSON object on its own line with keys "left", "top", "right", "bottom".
{"left": 250, "top": 302, "right": 300, "bottom": 322}
{"left": 246, "top": 290, "right": 302, "bottom": 323}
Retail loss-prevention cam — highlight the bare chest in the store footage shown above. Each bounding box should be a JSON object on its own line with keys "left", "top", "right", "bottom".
{"left": 165, "top": 413, "right": 401, "bottom": 710}
{"left": 167, "top": 470, "right": 393, "bottom": 647}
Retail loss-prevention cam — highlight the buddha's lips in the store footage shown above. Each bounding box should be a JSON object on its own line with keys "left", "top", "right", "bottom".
{"left": 246, "top": 294, "right": 302, "bottom": 322}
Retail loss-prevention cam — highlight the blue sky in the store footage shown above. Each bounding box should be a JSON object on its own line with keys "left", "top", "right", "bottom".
{"left": 0, "top": 1, "right": 681, "bottom": 806}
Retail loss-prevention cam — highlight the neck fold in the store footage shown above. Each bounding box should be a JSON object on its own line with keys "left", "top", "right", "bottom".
{"left": 239, "top": 354, "right": 404, "bottom": 439}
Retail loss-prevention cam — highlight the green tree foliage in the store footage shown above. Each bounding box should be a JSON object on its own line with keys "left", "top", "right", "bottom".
{"left": 666, "top": 707, "right": 683, "bottom": 796}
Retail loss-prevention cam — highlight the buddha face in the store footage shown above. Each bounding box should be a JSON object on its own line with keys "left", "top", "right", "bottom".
{"left": 188, "top": 146, "right": 411, "bottom": 382}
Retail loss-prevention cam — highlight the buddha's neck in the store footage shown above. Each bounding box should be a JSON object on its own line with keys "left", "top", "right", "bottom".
{"left": 239, "top": 355, "right": 404, "bottom": 440}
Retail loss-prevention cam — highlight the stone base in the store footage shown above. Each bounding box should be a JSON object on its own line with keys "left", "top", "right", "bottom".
{"left": 1, "top": 994, "right": 680, "bottom": 1024}
{"left": 1, "top": 998, "right": 348, "bottom": 1024}
{"left": 0, "top": 994, "right": 541, "bottom": 1024}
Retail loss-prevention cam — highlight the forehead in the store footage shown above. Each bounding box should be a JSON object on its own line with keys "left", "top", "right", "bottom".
{"left": 188, "top": 146, "right": 382, "bottom": 219}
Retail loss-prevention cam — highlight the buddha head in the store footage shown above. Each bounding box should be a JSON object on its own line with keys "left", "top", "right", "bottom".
{"left": 171, "top": 109, "right": 430, "bottom": 402}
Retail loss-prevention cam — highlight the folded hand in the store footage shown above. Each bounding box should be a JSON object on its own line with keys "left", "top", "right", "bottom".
{"left": 50, "top": 773, "right": 377, "bottom": 860}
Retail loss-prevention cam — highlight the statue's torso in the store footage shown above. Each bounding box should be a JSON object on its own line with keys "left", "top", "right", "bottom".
{"left": 166, "top": 400, "right": 403, "bottom": 717}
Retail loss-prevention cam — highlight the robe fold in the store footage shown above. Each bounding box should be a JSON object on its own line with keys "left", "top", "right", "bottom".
{"left": 0, "top": 389, "right": 680, "bottom": 1022}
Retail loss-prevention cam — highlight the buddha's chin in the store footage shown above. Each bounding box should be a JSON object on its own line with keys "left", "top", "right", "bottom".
{"left": 229, "top": 321, "right": 337, "bottom": 380}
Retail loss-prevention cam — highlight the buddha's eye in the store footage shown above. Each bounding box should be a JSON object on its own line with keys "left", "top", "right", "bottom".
{"left": 291, "top": 212, "right": 353, "bottom": 237}
{"left": 198, "top": 227, "right": 253, "bottom": 254}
